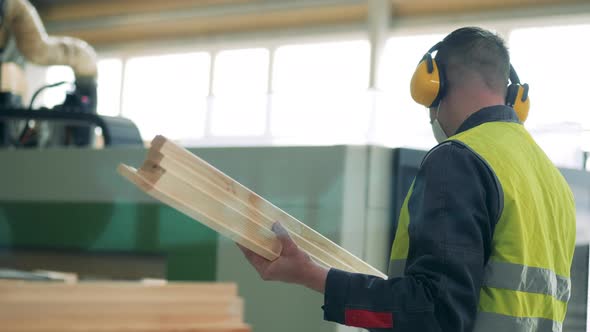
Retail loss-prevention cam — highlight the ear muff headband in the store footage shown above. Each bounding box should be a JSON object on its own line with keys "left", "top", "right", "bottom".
{"left": 410, "top": 42, "right": 444, "bottom": 108}
{"left": 410, "top": 42, "right": 531, "bottom": 122}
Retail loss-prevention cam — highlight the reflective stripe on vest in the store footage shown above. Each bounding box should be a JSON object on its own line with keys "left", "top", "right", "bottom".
{"left": 473, "top": 312, "right": 562, "bottom": 332}
{"left": 484, "top": 261, "right": 571, "bottom": 302}
{"left": 388, "top": 259, "right": 571, "bottom": 303}
{"left": 479, "top": 286, "right": 568, "bottom": 323}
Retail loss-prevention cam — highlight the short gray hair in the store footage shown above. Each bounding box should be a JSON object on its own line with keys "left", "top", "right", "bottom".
{"left": 435, "top": 27, "right": 510, "bottom": 94}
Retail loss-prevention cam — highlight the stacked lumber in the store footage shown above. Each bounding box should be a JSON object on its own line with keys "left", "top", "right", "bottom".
{"left": 118, "top": 136, "right": 386, "bottom": 279}
{"left": 0, "top": 281, "right": 250, "bottom": 332}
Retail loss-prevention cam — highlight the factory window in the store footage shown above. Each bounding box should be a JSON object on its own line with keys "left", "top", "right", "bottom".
{"left": 96, "top": 58, "right": 123, "bottom": 117}
{"left": 376, "top": 33, "right": 445, "bottom": 150}
{"left": 210, "top": 48, "right": 269, "bottom": 136}
{"left": 121, "top": 52, "right": 211, "bottom": 141}
{"left": 510, "top": 24, "right": 590, "bottom": 129}
{"left": 509, "top": 24, "right": 590, "bottom": 168}
{"left": 271, "top": 40, "right": 370, "bottom": 143}
{"left": 273, "top": 40, "right": 369, "bottom": 93}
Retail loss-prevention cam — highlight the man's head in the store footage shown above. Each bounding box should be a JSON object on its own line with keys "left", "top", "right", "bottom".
{"left": 428, "top": 27, "right": 511, "bottom": 139}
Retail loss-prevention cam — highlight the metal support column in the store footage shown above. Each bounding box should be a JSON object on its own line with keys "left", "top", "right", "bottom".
{"left": 368, "top": 0, "right": 392, "bottom": 90}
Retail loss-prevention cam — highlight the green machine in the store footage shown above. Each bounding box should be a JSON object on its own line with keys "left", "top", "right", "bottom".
{"left": 0, "top": 145, "right": 394, "bottom": 332}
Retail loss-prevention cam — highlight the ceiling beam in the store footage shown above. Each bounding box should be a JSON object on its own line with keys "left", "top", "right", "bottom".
{"left": 34, "top": 0, "right": 252, "bottom": 22}
{"left": 51, "top": 3, "right": 368, "bottom": 46}
{"left": 392, "top": 0, "right": 590, "bottom": 16}
{"left": 30, "top": 0, "right": 590, "bottom": 47}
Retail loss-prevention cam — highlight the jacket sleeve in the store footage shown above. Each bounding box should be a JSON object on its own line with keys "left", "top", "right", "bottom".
{"left": 322, "top": 141, "right": 502, "bottom": 332}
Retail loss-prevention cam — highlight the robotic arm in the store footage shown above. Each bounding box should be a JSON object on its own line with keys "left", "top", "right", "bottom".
{"left": 0, "top": 0, "right": 142, "bottom": 148}
{"left": 0, "top": 0, "right": 98, "bottom": 112}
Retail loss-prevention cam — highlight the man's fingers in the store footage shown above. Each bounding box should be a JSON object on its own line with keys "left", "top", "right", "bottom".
{"left": 237, "top": 243, "right": 252, "bottom": 255}
{"left": 272, "top": 222, "right": 298, "bottom": 254}
{"left": 237, "top": 243, "right": 263, "bottom": 262}
{"left": 236, "top": 243, "right": 271, "bottom": 272}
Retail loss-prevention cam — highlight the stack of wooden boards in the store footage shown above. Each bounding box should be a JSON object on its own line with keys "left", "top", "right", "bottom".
{"left": 0, "top": 281, "right": 249, "bottom": 332}
{"left": 118, "top": 136, "right": 386, "bottom": 279}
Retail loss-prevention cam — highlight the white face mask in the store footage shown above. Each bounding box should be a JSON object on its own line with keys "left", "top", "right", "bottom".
{"left": 430, "top": 103, "right": 448, "bottom": 143}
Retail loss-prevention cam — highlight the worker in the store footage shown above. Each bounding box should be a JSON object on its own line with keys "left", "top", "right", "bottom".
{"left": 239, "top": 26, "right": 576, "bottom": 332}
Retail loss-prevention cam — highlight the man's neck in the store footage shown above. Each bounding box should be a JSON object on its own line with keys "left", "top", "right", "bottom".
{"left": 445, "top": 90, "right": 505, "bottom": 136}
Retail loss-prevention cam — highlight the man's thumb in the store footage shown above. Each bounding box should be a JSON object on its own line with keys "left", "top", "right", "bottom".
{"left": 272, "top": 222, "right": 297, "bottom": 253}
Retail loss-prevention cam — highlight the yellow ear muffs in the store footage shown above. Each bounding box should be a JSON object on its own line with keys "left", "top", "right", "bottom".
{"left": 512, "top": 84, "right": 530, "bottom": 122}
{"left": 411, "top": 42, "right": 531, "bottom": 120}
{"left": 410, "top": 57, "right": 443, "bottom": 108}
{"left": 410, "top": 42, "right": 445, "bottom": 108}
{"left": 506, "top": 66, "right": 530, "bottom": 122}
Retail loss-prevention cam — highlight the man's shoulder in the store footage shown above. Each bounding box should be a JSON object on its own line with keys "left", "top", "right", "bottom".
{"left": 420, "top": 140, "right": 478, "bottom": 168}
{"left": 416, "top": 139, "right": 504, "bottom": 226}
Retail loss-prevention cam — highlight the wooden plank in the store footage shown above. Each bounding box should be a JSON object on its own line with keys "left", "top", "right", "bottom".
{"left": 0, "top": 282, "right": 238, "bottom": 303}
{"left": 0, "top": 281, "right": 249, "bottom": 331}
{"left": 119, "top": 166, "right": 370, "bottom": 274}
{"left": 2, "top": 325, "right": 250, "bottom": 332}
{"left": 1, "top": 300, "right": 243, "bottom": 318}
{"left": 149, "top": 136, "right": 386, "bottom": 278}
{"left": 0, "top": 280, "right": 237, "bottom": 292}
{"left": 119, "top": 164, "right": 281, "bottom": 261}
{"left": 140, "top": 156, "right": 357, "bottom": 273}
{"left": 119, "top": 136, "right": 386, "bottom": 278}
{"left": 0, "top": 311, "right": 244, "bottom": 326}
{"left": 1, "top": 294, "right": 240, "bottom": 305}
{"left": 1, "top": 321, "right": 250, "bottom": 332}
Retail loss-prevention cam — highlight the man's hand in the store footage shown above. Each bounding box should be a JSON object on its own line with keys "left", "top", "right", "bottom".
{"left": 237, "top": 222, "right": 328, "bottom": 294}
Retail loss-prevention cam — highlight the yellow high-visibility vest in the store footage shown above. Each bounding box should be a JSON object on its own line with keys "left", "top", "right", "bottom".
{"left": 389, "top": 121, "right": 576, "bottom": 332}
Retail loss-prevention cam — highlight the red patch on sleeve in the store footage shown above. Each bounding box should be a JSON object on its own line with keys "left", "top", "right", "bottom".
{"left": 344, "top": 308, "right": 393, "bottom": 329}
